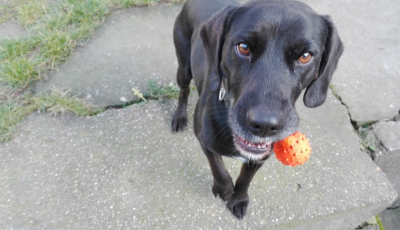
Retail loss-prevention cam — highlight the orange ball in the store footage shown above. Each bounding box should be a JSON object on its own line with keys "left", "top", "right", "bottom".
{"left": 274, "top": 131, "right": 311, "bottom": 166}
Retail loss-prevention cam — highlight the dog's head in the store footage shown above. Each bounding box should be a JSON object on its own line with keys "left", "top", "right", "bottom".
{"left": 200, "top": 0, "right": 343, "bottom": 161}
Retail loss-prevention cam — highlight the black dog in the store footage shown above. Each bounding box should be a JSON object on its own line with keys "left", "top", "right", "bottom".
{"left": 171, "top": 0, "right": 343, "bottom": 219}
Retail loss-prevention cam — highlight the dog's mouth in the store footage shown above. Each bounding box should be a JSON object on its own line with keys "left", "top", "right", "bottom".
{"left": 234, "top": 135, "right": 272, "bottom": 161}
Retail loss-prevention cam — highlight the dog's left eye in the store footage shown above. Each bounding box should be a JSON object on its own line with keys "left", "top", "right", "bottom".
{"left": 298, "top": 52, "right": 312, "bottom": 64}
{"left": 236, "top": 43, "right": 250, "bottom": 56}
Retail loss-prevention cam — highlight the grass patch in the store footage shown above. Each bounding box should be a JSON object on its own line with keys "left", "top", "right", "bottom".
{"left": 145, "top": 79, "right": 180, "bottom": 101}
{"left": 114, "top": 0, "right": 159, "bottom": 7}
{"left": 117, "top": 80, "right": 190, "bottom": 109}
{"left": 0, "top": 57, "right": 41, "bottom": 89}
{"left": 0, "top": 1, "right": 13, "bottom": 23}
{"left": 0, "top": 37, "right": 37, "bottom": 60}
{"left": 0, "top": 0, "right": 185, "bottom": 142}
{"left": 134, "top": 80, "right": 197, "bottom": 103}
{"left": 0, "top": 102, "right": 29, "bottom": 143}
{"left": 33, "top": 89, "right": 100, "bottom": 116}
{"left": 0, "top": 88, "right": 99, "bottom": 142}
{"left": 129, "top": 80, "right": 180, "bottom": 106}
{"left": 15, "top": 0, "right": 48, "bottom": 28}
{"left": 38, "top": 31, "right": 76, "bottom": 69}
{"left": 1, "top": 0, "right": 185, "bottom": 90}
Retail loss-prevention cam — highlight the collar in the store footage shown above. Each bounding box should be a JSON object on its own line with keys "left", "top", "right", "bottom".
{"left": 219, "top": 77, "right": 230, "bottom": 106}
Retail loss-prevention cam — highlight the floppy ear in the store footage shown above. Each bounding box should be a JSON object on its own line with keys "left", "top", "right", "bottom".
{"left": 200, "top": 6, "right": 236, "bottom": 93}
{"left": 303, "top": 16, "right": 344, "bottom": 108}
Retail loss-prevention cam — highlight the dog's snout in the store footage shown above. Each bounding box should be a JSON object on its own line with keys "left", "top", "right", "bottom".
{"left": 246, "top": 108, "right": 282, "bottom": 137}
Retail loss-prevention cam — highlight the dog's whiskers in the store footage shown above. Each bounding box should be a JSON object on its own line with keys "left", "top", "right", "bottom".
{"left": 217, "top": 126, "right": 232, "bottom": 146}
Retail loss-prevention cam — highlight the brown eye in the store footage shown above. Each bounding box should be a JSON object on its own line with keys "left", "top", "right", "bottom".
{"left": 236, "top": 43, "right": 250, "bottom": 56}
{"left": 298, "top": 52, "right": 312, "bottom": 64}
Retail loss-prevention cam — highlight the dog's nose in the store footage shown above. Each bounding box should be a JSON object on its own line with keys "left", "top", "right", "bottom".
{"left": 246, "top": 109, "right": 282, "bottom": 137}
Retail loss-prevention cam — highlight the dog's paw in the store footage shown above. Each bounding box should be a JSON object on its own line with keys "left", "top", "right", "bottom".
{"left": 227, "top": 195, "right": 249, "bottom": 219}
{"left": 171, "top": 109, "right": 187, "bottom": 132}
{"left": 212, "top": 181, "right": 234, "bottom": 201}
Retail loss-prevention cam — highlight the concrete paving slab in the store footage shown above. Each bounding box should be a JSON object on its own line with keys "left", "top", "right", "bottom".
{"left": 6, "top": 0, "right": 400, "bottom": 229}
{"left": 33, "top": 5, "right": 182, "bottom": 107}
{"left": 368, "top": 121, "right": 400, "bottom": 208}
{"left": 0, "top": 19, "right": 27, "bottom": 40}
{"left": 304, "top": 0, "right": 400, "bottom": 125}
{"left": 378, "top": 208, "right": 400, "bottom": 230}
{"left": 0, "top": 91, "right": 396, "bottom": 229}
{"left": 373, "top": 121, "right": 400, "bottom": 153}
{"left": 375, "top": 150, "right": 400, "bottom": 209}
{"left": 360, "top": 226, "right": 379, "bottom": 230}
{"left": 31, "top": 1, "right": 400, "bottom": 124}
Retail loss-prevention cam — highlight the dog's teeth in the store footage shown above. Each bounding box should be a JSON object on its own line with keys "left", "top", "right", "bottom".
{"left": 241, "top": 138, "right": 270, "bottom": 149}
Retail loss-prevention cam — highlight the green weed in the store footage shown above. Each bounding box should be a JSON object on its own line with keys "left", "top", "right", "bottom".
{"left": 144, "top": 79, "right": 180, "bottom": 101}
{"left": 376, "top": 215, "right": 385, "bottom": 230}
{"left": 0, "top": 88, "right": 99, "bottom": 142}
{"left": 131, "top": 80, "right": 180, "bottom": 104}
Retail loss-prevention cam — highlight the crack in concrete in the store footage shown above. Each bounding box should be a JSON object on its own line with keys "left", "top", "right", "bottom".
{"left": 104, "top": 100, "right": 142, "bottom": 110}
{"left": 329, "top": 85, "right": 380, "bottom": 157}
{"left": 329, "top": 85, "right": 365, "bottom": 129}
{"left": 330, "top": 85, "right": 400, "bottom": 161}
{"left": 329, "top": 85, "right": 398, "bottom": 129}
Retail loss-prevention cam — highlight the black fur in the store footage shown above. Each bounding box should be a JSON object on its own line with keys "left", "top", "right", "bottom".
{"left": 171, "top": 0, "right": 343, "bottom": 219}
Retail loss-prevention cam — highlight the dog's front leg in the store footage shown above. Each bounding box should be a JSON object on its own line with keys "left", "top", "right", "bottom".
{"left": 228, "top": 162, "right": 263, "bottom": 219}
{"left": 202, "top": 148, "right": 235, "bottom": 202}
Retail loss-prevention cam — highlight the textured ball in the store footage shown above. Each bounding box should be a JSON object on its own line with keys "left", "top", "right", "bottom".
{"left": 274, "top": 131, "right": 311, "bottom": 166}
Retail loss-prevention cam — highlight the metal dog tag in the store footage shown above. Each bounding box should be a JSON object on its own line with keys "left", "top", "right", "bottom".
{"left": 219, "top": 85, "right": 226, "bottom": 101}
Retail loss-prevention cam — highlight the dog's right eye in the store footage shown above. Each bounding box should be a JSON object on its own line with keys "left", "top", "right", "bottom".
{"left": 298, "top": 52, "right": 313, "bottom": 64}
{"left": 236, "top": 43, "right": 250, "bottom": 56}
